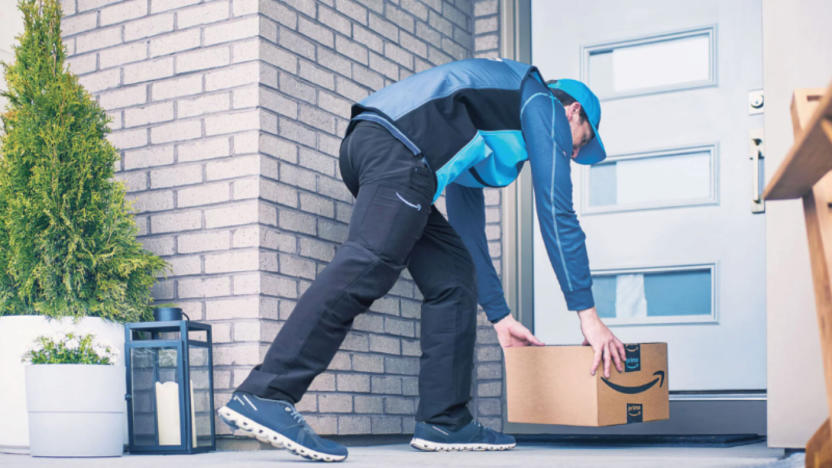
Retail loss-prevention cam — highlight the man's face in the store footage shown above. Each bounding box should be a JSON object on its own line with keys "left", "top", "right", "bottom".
{"left": 564, "top": 102, "right": 593, "bottom": 160}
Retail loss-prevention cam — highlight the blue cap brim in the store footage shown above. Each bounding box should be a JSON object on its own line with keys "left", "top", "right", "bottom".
{"left": 574, "top": 119, "right": 606, "bottom": 165}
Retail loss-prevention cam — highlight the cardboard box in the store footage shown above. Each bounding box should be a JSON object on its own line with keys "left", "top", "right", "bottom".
{"left": 505, "top": 343, "right": 669, "bottom": 426}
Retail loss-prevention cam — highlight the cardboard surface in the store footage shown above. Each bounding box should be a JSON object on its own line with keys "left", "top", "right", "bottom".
{"left": 505, "top": 343, "right": 669, "bottom": 426}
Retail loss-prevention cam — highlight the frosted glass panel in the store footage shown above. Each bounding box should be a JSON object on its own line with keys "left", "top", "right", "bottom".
{"left": 644, "top": 270, "right": 712, "bottom": 317}
{"left": 587, "top": 148, "right": 713, "bottom": 210}
{"left": 586, "top": 28, "right": 715, "bottom": 99}
{"left": 589, "top": 162, "right": 617, "bottom": 207}
{"left": 612, "top": 35, "right": 710, "bottom": 92}
{"left": 617, "top": 152, "right": 710, "bottom": 204}
{"left": 593, "top": 276, "right": 616, "bottom": 319}
{"left": 591, "top": 268, "right": 712, "bottom": 323}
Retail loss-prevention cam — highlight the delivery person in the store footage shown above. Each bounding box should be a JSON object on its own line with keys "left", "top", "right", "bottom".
{"left": 218, "top": 58, "right": 626, "bottom": 462}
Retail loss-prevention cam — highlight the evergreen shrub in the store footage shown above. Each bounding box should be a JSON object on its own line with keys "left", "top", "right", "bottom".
{"left": 0, "top": 0, "right": 167, "bottom": 322}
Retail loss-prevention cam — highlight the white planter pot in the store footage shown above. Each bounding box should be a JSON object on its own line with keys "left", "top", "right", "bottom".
{"left": 0, "top": 316, "right": 127, "bottom": 454}
{"left": 26, "top": 364, "right": 124, "bottom": 457}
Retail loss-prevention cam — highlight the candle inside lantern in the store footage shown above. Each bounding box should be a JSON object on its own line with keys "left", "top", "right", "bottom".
{"left": 155, "top": 380, "right": 198, "bottom": 446}
{"left": 155, "top": 381, "right": 179, "bottom": 446}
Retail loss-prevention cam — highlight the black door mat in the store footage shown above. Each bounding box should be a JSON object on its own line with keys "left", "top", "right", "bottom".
{"left": 515, "top": 434, "right": 766, "bottom": 448}
{"left": 328, "top": 433, "right": 765, "bottom": 448}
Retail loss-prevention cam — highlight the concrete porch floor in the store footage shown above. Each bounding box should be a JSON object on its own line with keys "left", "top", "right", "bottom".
{"left": 0, "top": 442, "right": 804, "bottom": 467}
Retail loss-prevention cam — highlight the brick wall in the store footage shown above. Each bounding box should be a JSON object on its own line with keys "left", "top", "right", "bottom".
{"left": 61, "top": 2, "right": 270, "bottom": 434}
{"left": 60, "top": 0, "right": 505, "bottom": 438}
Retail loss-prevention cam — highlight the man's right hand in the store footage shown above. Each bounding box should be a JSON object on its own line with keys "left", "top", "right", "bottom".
{"left": 493, "top": 314, "right": 545, "bottom": 348}
{"left": 578, "top": 307, "right": 625, "bottom": 378}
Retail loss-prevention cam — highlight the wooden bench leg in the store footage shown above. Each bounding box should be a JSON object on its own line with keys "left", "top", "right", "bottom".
{"left": 806, "top": 418, "right": 832, "bottom": 468}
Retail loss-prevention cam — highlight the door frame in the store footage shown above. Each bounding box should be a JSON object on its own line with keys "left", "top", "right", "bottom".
{"left": 499, "top": 0, "right": 766, "bottom": 435}
{"left": 500, "top": 0, "right": 536, "bottom": 333}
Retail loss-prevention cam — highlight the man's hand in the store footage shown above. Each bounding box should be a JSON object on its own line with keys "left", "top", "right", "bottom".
{"left": 578, "top": 307, "right": 625, "bottom": 378}
{"left": 493, "top": 315, "right": 545, "bottom": 348}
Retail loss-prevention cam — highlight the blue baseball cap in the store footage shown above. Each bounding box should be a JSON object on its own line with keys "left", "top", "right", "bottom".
{"left": 547, "top": 79, "right": 606, "bottom": 165}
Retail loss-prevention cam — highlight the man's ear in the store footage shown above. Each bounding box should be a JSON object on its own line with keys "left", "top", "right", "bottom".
{"left": 566, "top": 101, "right": 583, "bottom": 121}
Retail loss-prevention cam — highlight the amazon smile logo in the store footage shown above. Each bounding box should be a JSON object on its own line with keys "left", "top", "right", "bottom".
{"left": 601, "top": 371, "right": 665, "bottom": 394}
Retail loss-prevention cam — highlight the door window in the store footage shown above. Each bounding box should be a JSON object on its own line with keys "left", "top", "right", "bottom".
{"left": 584, "top": 145, "right": 717, "bottom": 213}
{"left": 585, "top": 26, "right": 716, "bottom": 99}
{"left": 591, "top": 265, "right": 715, "bottom": 325}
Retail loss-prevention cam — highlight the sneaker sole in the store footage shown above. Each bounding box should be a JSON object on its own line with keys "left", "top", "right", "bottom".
{"left": 218, "top": 406, "right": 347, "bottom": 462}
{"left": 409, "top": 437, "right": 516, "bottom": 452}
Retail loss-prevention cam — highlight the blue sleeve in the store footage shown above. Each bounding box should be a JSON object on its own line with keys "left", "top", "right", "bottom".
{"left": 519, "top": 75, "right": 594, "bottom": 311}
{"left": 446, "top": 183, "right": 512, "bottom": 323}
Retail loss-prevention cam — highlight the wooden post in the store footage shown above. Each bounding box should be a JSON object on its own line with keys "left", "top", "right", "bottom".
{"left": 763, "top": 84, "right": 832, "bottom": 468}
{"left": 802, "top": 181, "right": 832, "bottom": 468}
{"left": 807, "top": 419, "right": 832, "bottom": 468}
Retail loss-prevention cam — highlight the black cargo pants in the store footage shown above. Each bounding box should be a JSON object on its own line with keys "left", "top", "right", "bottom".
{"left": 237, "top": 120, "right": 477, "bottom": 428}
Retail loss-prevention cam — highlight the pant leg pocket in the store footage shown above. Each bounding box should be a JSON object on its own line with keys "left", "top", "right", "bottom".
{"left": 409, "top": 161, "right": 436, "bottom": 196}
{"left": 353, "top": 184, "right": 430, "bottom": 264}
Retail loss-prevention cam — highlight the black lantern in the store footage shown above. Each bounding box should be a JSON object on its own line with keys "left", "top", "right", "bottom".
{"left": 124, "top": 308, "right": 215, "bottom": 454}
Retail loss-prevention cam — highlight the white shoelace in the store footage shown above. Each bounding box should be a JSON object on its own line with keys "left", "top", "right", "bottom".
{"left": 284, "top": 405, "right": 308, "bottom": 427}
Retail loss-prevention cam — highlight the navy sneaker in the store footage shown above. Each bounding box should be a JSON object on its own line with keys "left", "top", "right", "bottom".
{"left": 410, "top": 420, "right": 516, "bottom": 452}
{"left": 218, "top": 391, "right": 347, "bottom": 462}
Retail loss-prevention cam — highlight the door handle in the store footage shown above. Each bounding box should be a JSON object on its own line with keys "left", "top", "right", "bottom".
{"left": 750, "top": 129, "right": 765, "bottom": 214}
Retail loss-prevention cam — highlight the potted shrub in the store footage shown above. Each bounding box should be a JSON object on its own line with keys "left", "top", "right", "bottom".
{"left": 23, "top": 333, "right": 123, "bottom": 457}
{"left": 0, "top": 0, "right": 166, "bottom": 452}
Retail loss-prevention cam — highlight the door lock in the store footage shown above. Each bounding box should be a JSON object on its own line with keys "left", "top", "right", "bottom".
{"left": 748, "top": 90, "right": 764, "bottom": 115}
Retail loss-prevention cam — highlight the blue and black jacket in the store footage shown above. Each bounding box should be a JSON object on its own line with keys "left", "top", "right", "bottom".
{"left": 348, "top": 58, "right": 594, "bottom": 322}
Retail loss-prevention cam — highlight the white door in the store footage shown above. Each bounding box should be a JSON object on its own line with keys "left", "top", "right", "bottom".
{"left": 531, "top": 0, "right": 765, "bottom": 391}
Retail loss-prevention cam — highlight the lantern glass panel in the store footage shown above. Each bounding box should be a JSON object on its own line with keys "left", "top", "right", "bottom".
{"left": 130, "top": 345, "right": 183, "bottom": 447}
{"left": 188, "top": 344, "right": 213, "bottom": 448}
